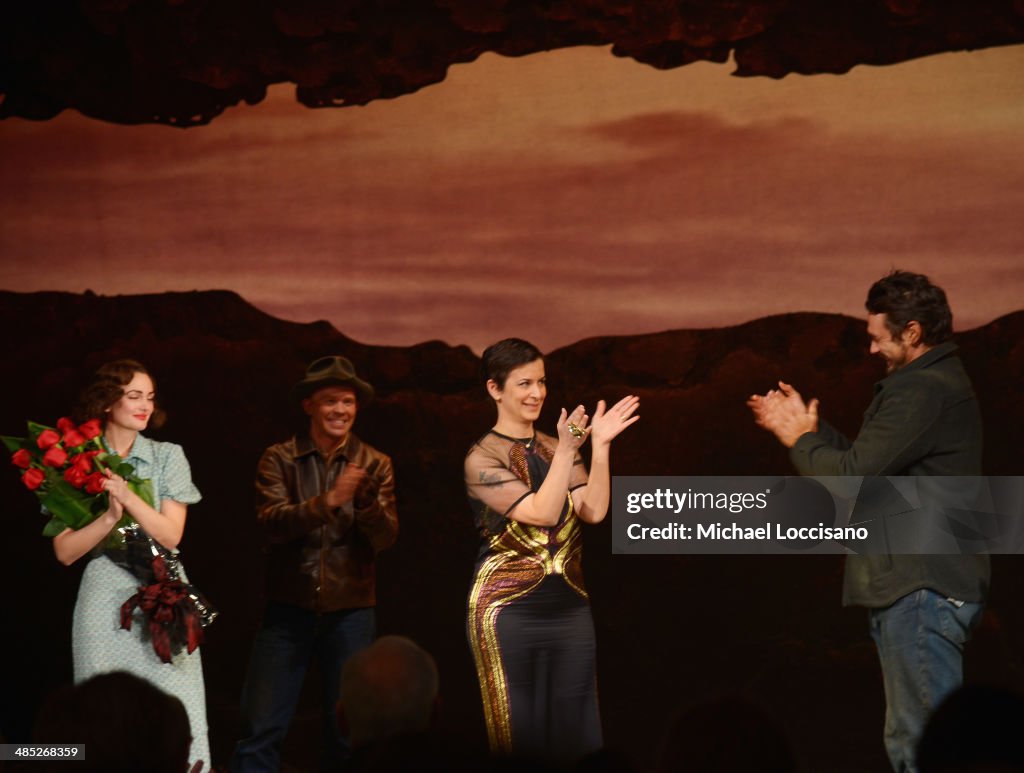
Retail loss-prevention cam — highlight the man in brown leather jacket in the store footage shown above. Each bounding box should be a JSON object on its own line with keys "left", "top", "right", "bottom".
{"left": 232, "top": 356, "right": 398, "bottom": 773}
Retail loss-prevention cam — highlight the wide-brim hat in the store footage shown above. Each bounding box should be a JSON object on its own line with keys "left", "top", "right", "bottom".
{"left": 291, "top": 356, "right": 375, "bottom": 403}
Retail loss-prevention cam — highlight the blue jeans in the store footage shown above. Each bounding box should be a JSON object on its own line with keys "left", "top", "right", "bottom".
{"left": 231, "top": 602, "right": 376, "bottom": 773}
{"left": 869, "top": 589, "right": 983, "bottom": 773}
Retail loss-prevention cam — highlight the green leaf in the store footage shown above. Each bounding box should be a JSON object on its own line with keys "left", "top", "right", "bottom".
{"left": 27, "top": 420, "right": 55, "bottom": 437}
{"left": 41, "top": 516, "right": 68, "bottom": 537}
{"left": 40, "top": 481, "right": 101, "bottom": 530}
{"left": 1, "top": 435, "right": 29, "bottom": 454}
{"left": 114, "top": 462, "right": 134, "bottom": 478}
{"left": 93, "top": 453, "right": 117, "bottom": 473}
{"left": 129, "top": 478, "right": 156, "bottom": 508}
{"left": 89, "top": 492, "right": 110, "bottom": 516}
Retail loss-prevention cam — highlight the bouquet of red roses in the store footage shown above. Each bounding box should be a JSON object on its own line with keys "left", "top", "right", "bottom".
{"left": 3, "top": 417, "right": 154, "bottom": 539}
{"left": 5, "top": 418, "right": 214, "bottom": 661}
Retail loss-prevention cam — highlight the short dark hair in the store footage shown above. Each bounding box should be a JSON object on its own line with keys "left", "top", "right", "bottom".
{"left": 865, "top": 270, "right": 953, "bottom": 345}
{"left": 480, "top": 338, "right": 543, "bottom": 389}
{"left": 74, "top": 359, "right": 167, "bottom": 429}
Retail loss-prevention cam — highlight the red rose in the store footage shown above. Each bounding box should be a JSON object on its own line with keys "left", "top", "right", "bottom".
{"left": 11, "top": 449, "right": 33, "bottom": 469}
{"left": 36, "top": 429, "right": 61, "bottom": 450}
{"left": 78, "top": 419, "right": 102, "bottom": 440}
{"left": 57, "top": 417, "right": 76, "bottom": 434}
{"left": 62, "top": 429, "right": 86, "bottom": 448}
{"left": 70, "top": 452, "right": 98, "bottom": 474}
{"left": 42, "top": 445, "right": 68, "bottom": 467}
{"left": 22, "top": 468, "right": 46, "bottom": 490}
{"left": 85, "top": 472, "right": 107, "bottom": 495}
{"left": 63, "top": 466, "right": 88, "bottom": 488}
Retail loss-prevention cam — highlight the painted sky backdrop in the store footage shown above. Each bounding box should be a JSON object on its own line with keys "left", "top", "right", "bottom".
{"left": 2, "top": 44, "right": 1022, "bottom": 351}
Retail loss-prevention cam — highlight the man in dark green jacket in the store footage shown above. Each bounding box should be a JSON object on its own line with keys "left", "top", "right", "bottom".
{"left": 749, "top": 271, "right": 987, "bottom": 773}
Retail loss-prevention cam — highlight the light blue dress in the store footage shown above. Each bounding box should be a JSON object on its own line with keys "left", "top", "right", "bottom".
{"left": 71, "top": 434, "right": 208, "bottom": 769}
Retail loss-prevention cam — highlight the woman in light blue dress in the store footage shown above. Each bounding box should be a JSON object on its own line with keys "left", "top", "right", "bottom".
{"left": 53, "top": 360, "right": 210, "bottom": 770}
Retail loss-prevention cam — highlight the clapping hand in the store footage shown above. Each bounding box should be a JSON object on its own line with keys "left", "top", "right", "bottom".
{"left": 326, "top": 463, "right": 367, "bottom": 509}
{"left": 102, "top": 470, "right": 132, "bottom": 505}
{"left": 556, "top": 405, "right": 590, "bottom": 450}
{"left": 589, "top": 395, "right": 640, "bottom": 447}
{"left": 747, "top": 381, "right": 819, "bottom": 448}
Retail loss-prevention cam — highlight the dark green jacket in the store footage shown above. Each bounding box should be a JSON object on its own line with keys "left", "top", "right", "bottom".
{"left": 789, "top": 341, "right": 989, "bottom": 607}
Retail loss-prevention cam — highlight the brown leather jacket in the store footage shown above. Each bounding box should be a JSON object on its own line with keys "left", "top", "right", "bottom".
{"left": 255, "top": 432, "right": 398, "bottom": 612}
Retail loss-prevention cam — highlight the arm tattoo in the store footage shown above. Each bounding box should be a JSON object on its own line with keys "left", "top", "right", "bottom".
{"left": 479, "top": 471, "right": 505, "bottom": 487}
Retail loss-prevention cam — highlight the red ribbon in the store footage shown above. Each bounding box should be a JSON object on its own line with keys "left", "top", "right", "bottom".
{"left": 120, "top": 555, "right": 205, "bottom": 664}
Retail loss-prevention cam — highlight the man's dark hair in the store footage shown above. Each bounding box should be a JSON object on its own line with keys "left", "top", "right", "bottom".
{"left": 480, "top": 338, "right": 543, "bottom": 389}
{"left": 865, "top": 270, "right": 953, "bottom": 345}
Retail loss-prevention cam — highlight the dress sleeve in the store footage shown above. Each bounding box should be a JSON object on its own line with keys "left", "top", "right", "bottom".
{"left": 465, "top": 445, "right": 532, "bottom": 518}
{"left": 157, "top": 443, "right": 202, "bottom": 505}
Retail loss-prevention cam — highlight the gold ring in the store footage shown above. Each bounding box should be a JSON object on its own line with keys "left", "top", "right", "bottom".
{"left": 567, "top": 422, "right": 584, "bottom": 438}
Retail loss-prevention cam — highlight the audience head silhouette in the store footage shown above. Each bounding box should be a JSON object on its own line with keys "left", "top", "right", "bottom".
{"left": 338, "top": 635, "right": 440, "bottom": 750}
{"left": 33, "top": 671, "right": 192, "bottom": 773}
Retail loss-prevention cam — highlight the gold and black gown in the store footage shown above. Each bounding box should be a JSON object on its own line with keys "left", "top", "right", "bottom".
{"left": 465, "top": 429, "right": 602, "bottom": 763}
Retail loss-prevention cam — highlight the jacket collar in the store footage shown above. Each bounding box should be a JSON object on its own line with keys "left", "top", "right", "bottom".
{"left": 876, "top": 340, "right": 959, "bottom": 391}
{"left": 295, "top": 431, "right": 358, "bottom": 460}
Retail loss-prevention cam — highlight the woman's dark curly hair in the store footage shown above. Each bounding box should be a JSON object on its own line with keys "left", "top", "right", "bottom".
{"left": 74, "top": 359, "right": 167, "bottom": 429}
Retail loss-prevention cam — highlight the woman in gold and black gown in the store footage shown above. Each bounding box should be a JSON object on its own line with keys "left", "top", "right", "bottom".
{"left": 465, "top": 338, "right": 639, "bottom": 764}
